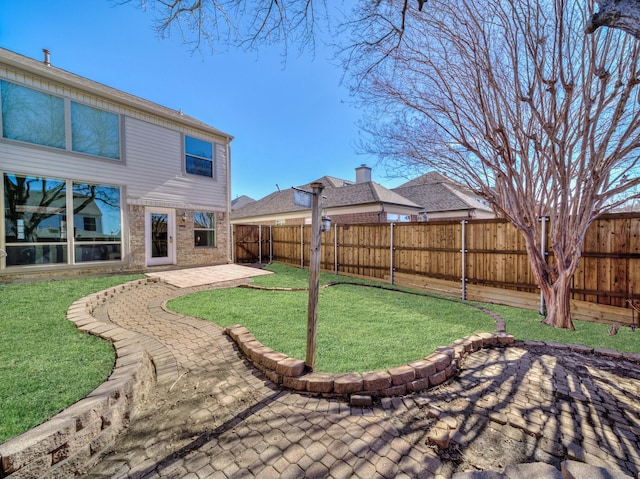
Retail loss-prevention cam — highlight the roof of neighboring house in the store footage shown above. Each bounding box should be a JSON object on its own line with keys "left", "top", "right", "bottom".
{"left": 231, "top": 195, "right": 255, "bottom": 210}
{"left": 393, "top": 172, "right": 492, "bottom": 214}
{"left": 0, "top": 48, "right": 232, "bottom": 141}
{"left": 231, "top": 176, "right": 421, "bottom": 220}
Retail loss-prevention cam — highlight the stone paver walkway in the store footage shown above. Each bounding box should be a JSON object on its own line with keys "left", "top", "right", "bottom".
{"left": 85, "top": 268, "right": 640, "bottom": 478}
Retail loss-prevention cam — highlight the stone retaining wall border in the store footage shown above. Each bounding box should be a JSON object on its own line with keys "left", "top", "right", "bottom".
{"left": 224, "top": 326, "right": 517, "bottom": 404}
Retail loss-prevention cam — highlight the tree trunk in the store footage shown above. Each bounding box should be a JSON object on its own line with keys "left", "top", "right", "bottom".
{"left": 522, "top": 230, "right": 578, "bottom": 331}
{"left": 540, "top": 272, "right": 576, "bottom": 330}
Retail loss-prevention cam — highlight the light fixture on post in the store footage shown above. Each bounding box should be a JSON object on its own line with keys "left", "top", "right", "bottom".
{"left": 321, "top": 215, "right": 331, "bottom": 232}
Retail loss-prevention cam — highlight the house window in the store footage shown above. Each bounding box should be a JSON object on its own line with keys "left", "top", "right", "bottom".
{"left": 194, "top": 211, "right": 215, "bottom": 247}
{"left": 1, "top": 81, "right": 65, "bottom": 149}
{"left": 3, "top": 174, "right": 68, "bottom": 265}
{"left": 0, "top": 80, "right": 121, "bottom": 160}
{"left": 2, "top": 173, "right": 122, "bottom": 267}
{"left": 71, "top": 102, "right": 120, "bottom": 159}
{"left": 387, "top": 214, "right": 411, "bottom": 223}
{"left": 185, "top": 136, "right": 213, "bottom": 178}
{"left": 83, "top": 217, "right": 97, "bottom": 232}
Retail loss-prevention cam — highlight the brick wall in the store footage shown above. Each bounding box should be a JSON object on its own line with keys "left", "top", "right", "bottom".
{"left": 176, "top": 210, "right": 229, "bottom": 266}
{"left": 128, "top": 205, "right": 146, "bottom": 269}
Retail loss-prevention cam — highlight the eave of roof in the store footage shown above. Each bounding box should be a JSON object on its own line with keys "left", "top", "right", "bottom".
{"left": 0, "top": 48, "right": 233, "bottom": 141}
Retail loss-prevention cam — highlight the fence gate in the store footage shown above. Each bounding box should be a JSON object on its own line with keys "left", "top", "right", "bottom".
{"left": 233, "top": 224, "right": 271, "bottom": 264}
{"left": 234, "top": 225, "right": 261, "bottom": 263}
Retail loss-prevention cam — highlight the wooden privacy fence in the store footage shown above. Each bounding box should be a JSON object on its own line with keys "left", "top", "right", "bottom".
{"left": 233, "top": 213, "right": 640, "bottom": 325}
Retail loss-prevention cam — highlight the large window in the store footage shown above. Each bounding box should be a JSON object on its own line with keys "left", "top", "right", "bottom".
{"left": 71, "top": 102, "right": 120, "bottom": 159}
{"left": 1, "top": 81, "right": 65, "bottom": 148}
{"left": 1, "top": 80, "right": 121, "bottom": 160}
{"left": 194, "top": 212, "right": 215, "bottom": 247}
{"left": 72, "top": 182, "right": 122, "bottom": 263}
{"left": 3, "top": 173, "right": 122, "bottom": 267}
{"left": 185, "top": 136, "right": 213, "bottom": 178}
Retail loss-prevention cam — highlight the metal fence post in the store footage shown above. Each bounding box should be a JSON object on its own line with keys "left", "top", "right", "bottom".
{"left": 461, "top": 220, "right": 467, "bottom": 300}
{"left": 334, "top": 223, "right": 338, "bottom": 275}
{"left": 269, "top": 225, "right": 273, "bottom": 264}
{"left": 390, "top": 222, "right": 395, "bottom": 285}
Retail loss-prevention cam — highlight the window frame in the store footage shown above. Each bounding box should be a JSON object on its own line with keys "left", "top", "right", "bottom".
{"left": 2, "top": 172, "right": 124, "bottom": 268}
{"left": 0, "top": 80, "right": 122, "bottom": 161}
{"left": 184, "top": 135, "right": 215, "bottom": 179}
{"left": 193, "top": 211, "right": 216, "bottom": 248}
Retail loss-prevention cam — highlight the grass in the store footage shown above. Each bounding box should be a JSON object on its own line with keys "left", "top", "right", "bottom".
{"left": 168, "top": 263, "right": 497, "bottom": 373}
{"left": 490, "top": 304, "right": 640, "bottom": 354}
{"left": 169, "top": 263, "right": 640, "bottom": 373}
{"left": 0, "top": 274, "right": 143, "bottom": 443}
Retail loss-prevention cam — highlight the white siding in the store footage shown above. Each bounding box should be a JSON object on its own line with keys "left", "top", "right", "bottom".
{"left": 124, "top": 117, "right": 227, "bottom": 209}
{"left": 0, "top": 140, "right": 128, "bottom": 186}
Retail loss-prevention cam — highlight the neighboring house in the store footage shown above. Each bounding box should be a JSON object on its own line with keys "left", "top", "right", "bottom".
{"left": 0, "top": 48, "right": 232, "bottom": 280}
{"left": 231, "top": 167, "right": 494, "bottom": 226}
{"left": 393, "top": 172, "right": 495, "bottom": 221}
{"left": 231, "top": 165, "right": 423, "bottom": 225}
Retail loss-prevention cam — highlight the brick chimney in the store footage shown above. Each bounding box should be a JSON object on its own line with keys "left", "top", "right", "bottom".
{"left": 356, "top": 164, "right": 372, "bottom": 184}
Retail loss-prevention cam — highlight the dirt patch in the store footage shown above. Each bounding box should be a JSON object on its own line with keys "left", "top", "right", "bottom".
{"left": 436, "top": 424, "right": 561, "bottom": 476}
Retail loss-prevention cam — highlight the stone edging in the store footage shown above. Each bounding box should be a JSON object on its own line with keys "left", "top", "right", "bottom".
{"left": 0, "top": 279, "right": 156, "bottom": 479}
{"left": 225, "top": 326, "right": 516, "bottom": 405}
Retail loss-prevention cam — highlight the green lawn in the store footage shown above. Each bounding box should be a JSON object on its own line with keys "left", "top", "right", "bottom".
{"left": 169, "top": 263, "right": 640, "bottom": 373}
{"left": 0, "top": 275, "right": 143, "bottom": 443}
{"left": 168, "top": 263, "right": 498, "bottom": 373}
{"left": 490, "top": 303, "right": 640, "bottom": 354}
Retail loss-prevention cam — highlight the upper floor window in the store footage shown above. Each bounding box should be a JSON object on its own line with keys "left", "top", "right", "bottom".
{"left": 0, "top": 80, "right": 120, "bottom": 160}
{"left": 71, "top": 102, "right": 120, "bottom": 159}
{"left": 1, "top": 81, "right": 65, "bottom": 148}
{"left": 185, "top": 136, "right": 213, "bottom": 178}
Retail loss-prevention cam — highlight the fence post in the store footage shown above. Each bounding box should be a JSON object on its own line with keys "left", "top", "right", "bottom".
{"left": 258, "top": 225, "right": 262, "bottom": 264}
{"left": 334, "top": 223, "right": 339, "bottom": 275}
{"left": 461, "top": 220, "right": 467, "bottom": 300}
{"left": 539, "top": 216, "right": 548, "bottom": 316}
{"left": 269, "top": 225, "right": 273, "bottom": 263}
{"left": 300, "top": 224, "right": 304, "bottom": 269}
{"left": 231, "top": 225, "right": 235, "bottom": 263}
{"left": 390, "top": 222, "right": 395, "bottom": 285}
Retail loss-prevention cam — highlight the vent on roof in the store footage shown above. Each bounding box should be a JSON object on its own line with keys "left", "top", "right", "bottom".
{"left": 42, "top": 48, "right": 51, "bottom": 66}
{"left": 356, "top": 164, "right": 372, "bottom": 184}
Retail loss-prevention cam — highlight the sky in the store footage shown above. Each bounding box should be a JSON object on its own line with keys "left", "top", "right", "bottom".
{"left": 0, "top": 0, "right": 409, "bottom": 201}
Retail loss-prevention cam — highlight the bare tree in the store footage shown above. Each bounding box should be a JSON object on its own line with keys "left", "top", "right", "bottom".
{"left": 346, "top": 0, "right": 640, "bottom": 329}
{"left": 129, "top": 0, "right": 640, "bottom": 330}
{"left": 125, "top": 0, "right": 640, "bottom": 49}
{"left": 122, "top": 0, "right": 330, "bottom": 51}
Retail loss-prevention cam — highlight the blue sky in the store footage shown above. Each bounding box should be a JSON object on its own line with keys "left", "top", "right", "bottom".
{"left": 0, "top": 0, "right": 408, "bottom": 200}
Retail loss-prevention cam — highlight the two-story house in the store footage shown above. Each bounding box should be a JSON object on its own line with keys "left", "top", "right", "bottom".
{"left": 0, "top": 48, "right": 233, "bottom": 281}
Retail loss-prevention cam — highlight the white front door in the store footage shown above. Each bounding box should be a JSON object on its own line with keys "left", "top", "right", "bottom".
{"left": 145, "top": 208, "right": 176, "bottom": 266}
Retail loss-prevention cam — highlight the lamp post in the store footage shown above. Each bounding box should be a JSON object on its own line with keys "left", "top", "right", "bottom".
{"left": 305, "top": 182, "right": 324, "bottom": 371}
